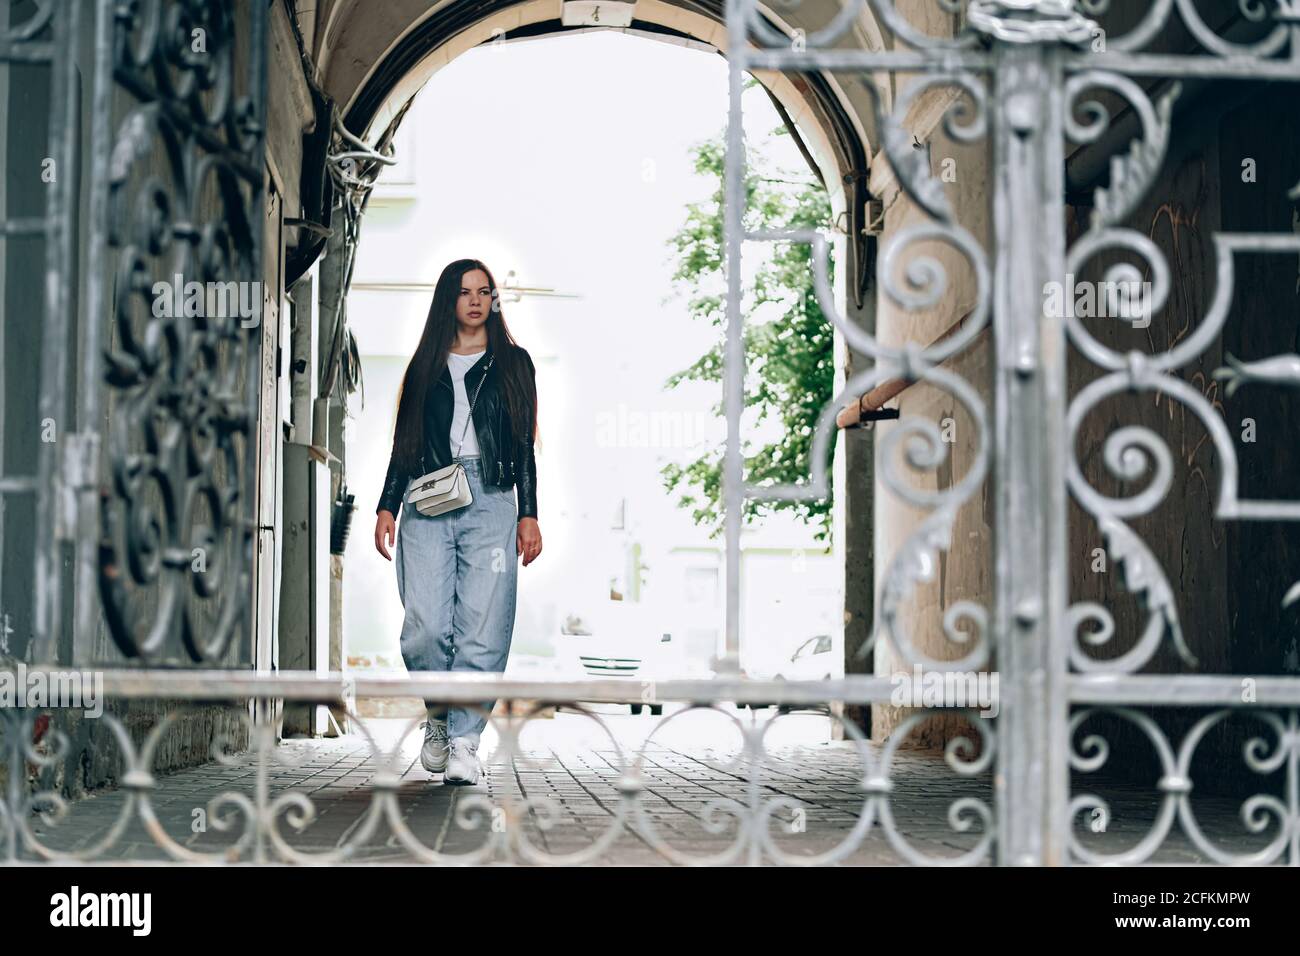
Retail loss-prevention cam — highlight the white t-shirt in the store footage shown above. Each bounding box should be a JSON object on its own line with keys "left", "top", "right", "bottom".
{"left": 447, "top": 350, "right": 486, "bottom": 457}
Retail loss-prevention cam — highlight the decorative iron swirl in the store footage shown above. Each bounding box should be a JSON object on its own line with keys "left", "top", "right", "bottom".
{"left": 0, "top": 700, "right": 994, "bottom": 866}
{"left": 12, "top": 694, "right": 1299, "bottom": 866}
{"left": 755, "top": 709, "right": 994, "bottom": 866}
{"left": 765, "top": 222, "right": 986, "bottom": 394}
{"left": 743, "top": 0, "right": 875, "bottom": 51}
{"left": 735, "top": 0, "right": 1299, "bottom": 74}
{"left": 746, "top": 59, "right": 991, "bottom": 674}
{"left": 1064, "top": 73, "right": 1179, "bottom": 230}
{"left": 739, "top": 0, "right": 990, "bottom": 52}
{"left": 874, "top": 365, "right": 991, "bottom": 671}
{"left": 743, "top": 220, "right": 989, "bottom": 493}
{"left": 1073, "top": 0, "right": 1172, "bottom": 52}
{"left": 1065, "top": 228, "right": 1300, "bottom": 672}
{"left": 0, "top": 0, "right": 56, "bottom": 43}
{"left": 746, "top": 221, "right": 990, "bottom": 670}
{"left": 1074, "top": 0, "right": 1295, "bottom": 57}
{"left": 1064, "top": 381, "right": 1213, "bottom": 672}
{"left": 2, "top": 708, "right": 151, "bottom": 862}
{"left": 1063, "top": 229, "right": 1171, "bottom": 368}
{"left": 1069, "top": 707, "right": 1298, "bottom": 865}
{"left": 866, "top": 0, "right": 982, "bottom": 52}
{"left": 865, "top": 74, "right": 989, "bottom": 225}
{"left": 97, "top": 0, "right": 265, "bottom": 663}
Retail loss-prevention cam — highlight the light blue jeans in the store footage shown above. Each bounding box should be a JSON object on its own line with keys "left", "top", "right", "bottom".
{"left": 394, "top": 456, "right": 518, "bottom": 747}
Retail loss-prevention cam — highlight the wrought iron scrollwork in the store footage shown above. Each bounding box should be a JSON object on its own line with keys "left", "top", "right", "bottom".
{"left": 96, "top": 0, "right": 266, "bottom": 663}
{"left": 1069, "top": 707, "right": 1300, "bottom": 865}
{"left": 0, "top": 695, "right": 995, "bottom": 865}
{"left": 1054, "top": 0, "right": 1300, "bottom": 672}
{"left": 746, "top": 210, "right": 993, "bottom": 670}
{"left": 5, "top": 0, "right": 1295, "bottom": 871}
{"left": 1064, "top": 73, "right": 1180, "bottom": 230}
{"left": 1065, "top": 229, "right": 1300, "bottom": 672}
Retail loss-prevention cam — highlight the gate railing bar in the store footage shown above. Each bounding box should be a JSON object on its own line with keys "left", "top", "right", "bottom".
{"left": 0, "top": 218, "right": 48, "bottom": 236}
{"left": 721, "top": 0, "right": 745, "bottom": 674}
{"left": 1062, "top": 52, "right": 1300, "bottom": 81}
{"left": 744, "top": 50, "right": 994, "bottom": 71}
{"left": 12, "top": 668, "right": 1290, "bottom": 707}
{"left": 0, "top": 40, "right": 54, "bottom": 62}
{"left": 989, "top": 40, "right": 1069, "bottom": 867}
{"left": 1071, "top": 675, "right": 1300, "bottom": 707}
{"left": 5, "top": 668, "right": 923, "bottom": 706}
{"left": 735, "top": 51, "right": 1300, "bottom": 83}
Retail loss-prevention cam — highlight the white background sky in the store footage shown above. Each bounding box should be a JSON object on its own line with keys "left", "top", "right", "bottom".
{"left": 343, "top": 30, "right": 841, "bottom": 674}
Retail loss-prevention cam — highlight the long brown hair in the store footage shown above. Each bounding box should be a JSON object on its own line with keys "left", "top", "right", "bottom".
{"left": 390, "top": 258, "right": 537, "bottom": 471}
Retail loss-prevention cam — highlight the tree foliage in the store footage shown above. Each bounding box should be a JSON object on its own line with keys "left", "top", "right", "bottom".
{"left": 660, "top": 117, "right": 836, "bottom": 541}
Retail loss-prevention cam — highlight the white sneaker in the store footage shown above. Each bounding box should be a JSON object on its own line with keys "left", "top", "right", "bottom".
{"left": 419, "top": 718, "right": 450, "bottom": 773}
{"left": 444, "top": 737, "right": 482, "bottom": 785}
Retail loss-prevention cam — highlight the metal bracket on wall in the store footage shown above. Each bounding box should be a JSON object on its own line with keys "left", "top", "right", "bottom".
{"left": 840, "top": 166, "right": 878, "bottom": 309}
{"left": 843, "top": 406, "right": 900, "bottom": 431}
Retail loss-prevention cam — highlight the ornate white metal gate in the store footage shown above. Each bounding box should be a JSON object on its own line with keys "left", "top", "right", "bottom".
{"left": 728, "top": 0, "right": 1300, "bottom": 865}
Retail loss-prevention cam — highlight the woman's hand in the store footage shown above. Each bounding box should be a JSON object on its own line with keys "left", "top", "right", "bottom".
{"left": 375, "top": 510, "right": 396, "bottom": 561}
{"left": 517, "top": 517, "right": 542, "bottom": 567}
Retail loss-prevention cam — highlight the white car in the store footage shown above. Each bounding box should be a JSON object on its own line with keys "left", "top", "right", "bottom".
{"left": 556, "top": 601, "right": 698, "bottom": 715}
{"left": 742, "top": 634, "right": 836, "bottom": 709}
{"left": 776, "top": 634, "right": 835, "bottom": 681}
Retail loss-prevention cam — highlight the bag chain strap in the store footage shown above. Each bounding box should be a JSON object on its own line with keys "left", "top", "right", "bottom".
{"left": 452, "top": 353, "right": 495, "bottom": 459}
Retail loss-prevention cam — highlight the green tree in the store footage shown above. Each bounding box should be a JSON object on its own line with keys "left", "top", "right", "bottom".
{"left": 660, "top": 117, "right": 836, "bottom": 541}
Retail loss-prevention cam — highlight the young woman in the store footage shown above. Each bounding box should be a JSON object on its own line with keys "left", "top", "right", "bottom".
{"left": 374, "top": 259, "right": 542, "bottom": 785}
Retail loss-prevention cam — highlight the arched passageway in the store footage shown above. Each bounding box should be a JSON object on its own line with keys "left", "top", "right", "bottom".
{"left": 337, "top": 13, "right": 860, "bottom": 715}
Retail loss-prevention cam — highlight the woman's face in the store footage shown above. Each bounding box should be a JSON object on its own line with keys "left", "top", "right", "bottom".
{"left": 455, "top": 269, "right": 493, "bottom": 332}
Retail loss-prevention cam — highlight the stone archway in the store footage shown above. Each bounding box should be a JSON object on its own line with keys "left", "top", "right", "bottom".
{"left": 316, "top": 0, "right": 874, "bottom": 223}
{"left": 300, "top": 0, "right": 894, "bottom": 713}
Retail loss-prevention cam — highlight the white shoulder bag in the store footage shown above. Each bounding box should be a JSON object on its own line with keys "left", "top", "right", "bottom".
{"left": 405, "top": 354, "right": 494, "bottom": 517}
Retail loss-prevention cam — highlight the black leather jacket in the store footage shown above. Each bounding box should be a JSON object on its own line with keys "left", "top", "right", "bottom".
{"left": 377, "top": 346, "right": 537, "bottom": 520}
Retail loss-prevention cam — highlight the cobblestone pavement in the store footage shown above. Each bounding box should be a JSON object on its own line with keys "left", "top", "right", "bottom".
{"left": 20, "top": 707, "right": 1275, "bottom": 865}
